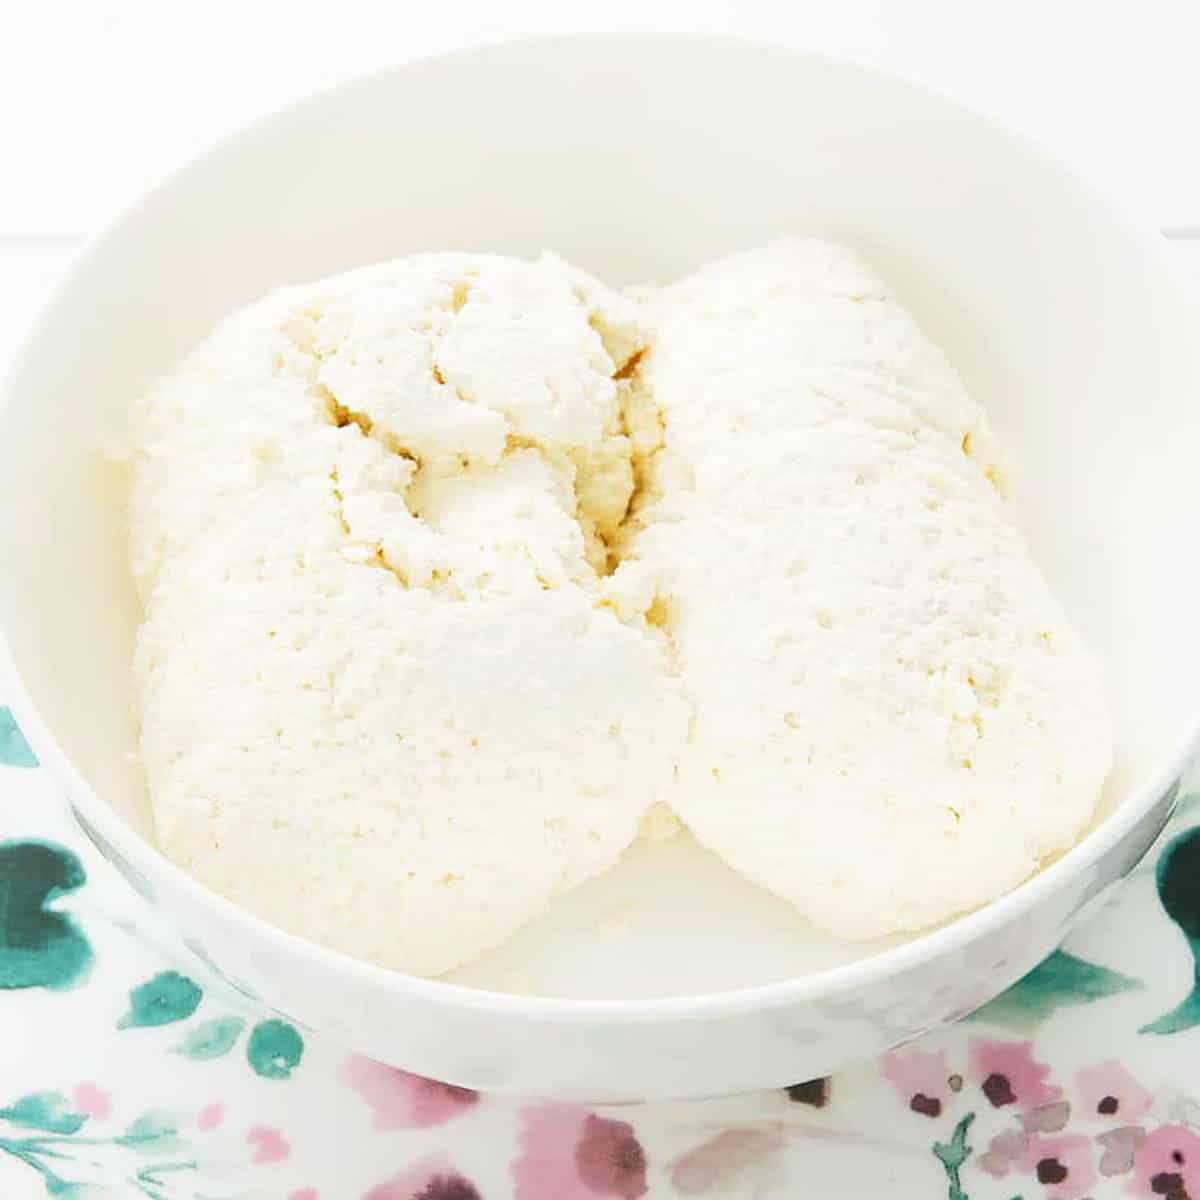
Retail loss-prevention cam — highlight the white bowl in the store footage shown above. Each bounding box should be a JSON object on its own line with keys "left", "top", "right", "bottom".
{"left": 1, "top": 35, "right": 1197, "bottom": 1102}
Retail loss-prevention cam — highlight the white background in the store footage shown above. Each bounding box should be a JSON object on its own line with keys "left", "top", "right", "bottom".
{"left": 5, "top": 2, "right": 1200, "bottom": 367}
{"left": 5, "top": 3, "right": 1200, "bottom": 439}
{"left": 5, "top": 0, "right": 1200, "bottom": 238}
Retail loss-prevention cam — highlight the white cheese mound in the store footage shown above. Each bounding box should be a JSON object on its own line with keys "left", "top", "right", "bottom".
{"left": 130, "top": 253, "right": 689, "bottom": 976}
{"left": 608, "top": 239, "right": 1111, "bottom": 939}
{"left": 131, "top": 239, "right": 1112, "bottom": 973}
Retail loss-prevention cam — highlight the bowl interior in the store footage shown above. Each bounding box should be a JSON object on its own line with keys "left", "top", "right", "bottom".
{"left": 2, "top": 36, "right": 1197, "bottom": 1000}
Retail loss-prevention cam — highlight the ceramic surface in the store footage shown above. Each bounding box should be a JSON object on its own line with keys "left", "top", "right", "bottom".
{"left": 1, "top": 37, "right": 1198, "bottom": 1099}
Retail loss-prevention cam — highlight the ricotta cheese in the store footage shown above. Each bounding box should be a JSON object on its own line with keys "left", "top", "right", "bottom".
{"left": 130, "top": 253, "right": 688, "bottom": 976}
{"left": 129, "top": 239, "right": 1111, "bottom": 973}
{"left": 611, "top": 240, "right": 1111, "bottom": 939}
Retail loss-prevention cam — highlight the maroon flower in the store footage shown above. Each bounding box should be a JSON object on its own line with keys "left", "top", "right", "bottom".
{"left": 416, "top": 1178, "right": 480, "bottom": 1200}
{"left": 1130, "top": 1125, "right": 1200, "bottom": 1199}
{"left": 363, "top": 1156, "right": 479, "bottom": 1200}
{"left": 513, "top": 1105, "right": 648, "bottom": 1200}
{"left": 1074, "top": 1061, "right": 1153, "bottom": 1125}
{"left": 881, "top": 1047, "right": 950, "bottom": 1118}
{"left": 785, "top": 1078, "right": 829, "bottom": 1107}
{"left": 968, "top": 1039, "right": 1061, "bottom": 1111}
{"left": 575, "top": 1114, "right": 647, "bottom": 1199}
{"left": 1019, "top": 1134, "right": 1095, "bottom": 1199}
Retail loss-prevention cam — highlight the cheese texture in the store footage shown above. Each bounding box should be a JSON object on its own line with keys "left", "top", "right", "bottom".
{"left": 130, "top": 239, "right": 1111, "bottom": 974}
{"left": 610, "top": 240, "right": 1111, "bottom": 939}
{"left": 129, "top": 253, "right": 688, "bottom": 976}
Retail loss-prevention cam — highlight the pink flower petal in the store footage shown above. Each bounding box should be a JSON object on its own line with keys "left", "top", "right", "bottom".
{"left": 247, "top": 1125, "right": 291, "bottom": 1165}
{"left": 968, "top": 1039, "right": 1061, "bottom": 1110}
{"left": 340, "top": 1056, "right": 478, "bottom": 1130}
{"left": 670, "top": 1126, "right": 785, "bottom": 1194}
{"left": 365, "top": 1155, "right": 478, "bottom": 1200}
{"left": 881, "top": 1048, "right": 950, "bottom": 1114}
{"left": 1020, "top": 1133, "right": 1095, "bottom": 1198}
{"left": 71, "top": 1084, "right": 112, "bottom": 1121}
{"left": 1074, "top": 1061, "right": 1153, "bottom": 1124}
{"left": 513, "top": 1106, "right": 590, "bottom": 1200}
{"left": 197, "top": 1103, "right": 225, "bottom": 1131}
{"left": 512, "top": 1106, "right": 647, "bottom": 1200}
{"left": 1128, "top": 1125, "right": 1200, "bottom": 1197}
{"left": 289, "top": 1191, "right": 319, "bottom": 1200}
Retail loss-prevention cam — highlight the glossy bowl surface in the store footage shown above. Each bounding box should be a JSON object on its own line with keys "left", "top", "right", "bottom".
{"left": 1, "top": 35, "right": 1197, "bottom": 1100}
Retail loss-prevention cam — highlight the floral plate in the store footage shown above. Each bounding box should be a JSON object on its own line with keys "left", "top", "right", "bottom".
{"left": 2, "top": 703, "right": 1199, "bottom": 1200}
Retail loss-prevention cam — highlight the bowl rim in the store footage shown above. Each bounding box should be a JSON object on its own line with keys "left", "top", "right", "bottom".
{"left": 3, "top": 31, "right": 1198, "bottom": 1024}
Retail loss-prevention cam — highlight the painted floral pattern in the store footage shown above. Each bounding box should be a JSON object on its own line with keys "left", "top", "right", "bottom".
{"left": 512, "top": 1106, "right": 648, "bottom": 1199}
{"left": 3, "top": 701, "right": 1200, "bottom": 1198}
{"left": 341, "top": 1057, "right": 478, "bottom": 1130}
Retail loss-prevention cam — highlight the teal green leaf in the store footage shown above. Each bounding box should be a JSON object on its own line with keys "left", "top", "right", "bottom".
{"left": 970, "top": 950, "right": 1138, "bottom": 1031}
{"left": 0, "top": 1090, "right": 86, "bottom": 1134}
{"left": 1142, "top": 992, "right": 1200, "bottom": 1036}
{"left": 118, "top": 971, "right": 202, "bottom": 1029}
{"left": 172, "top": 1015, "right": 245, "bottom": 1061}
{"left": 118, "top": 1110, "right": 184, "bottom": 1155}
{"left": 134, "top": 1160, "right": 198, "bottom": 1199}
{"left": 932, "top": 1112, "right": 975, "bottom": 1200}
{"left": 0, "top": 842, "right": 93, "bottom": 991}
{"left": 0, "top": 707, "right": 37, "bottom": 767}
{"left": 46, "top": 1182, "right": 95, "bottom": 1198}
{"left": 246, "top": 1019, "right": 304, "bottom": 1079}
{"left": 1142, "top": 825, "right": 1200, "bottom": 1033}
{"left": 122, "top": 1110, "right": 178, "bottom": 1139}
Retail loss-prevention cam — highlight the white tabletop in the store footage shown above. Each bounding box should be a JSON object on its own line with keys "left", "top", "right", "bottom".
{"left": 6, "top": 1, "right": 1200, "bottom": 238}
{"left": 6, "top": 3, "right": 1200, "bottom": 339}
